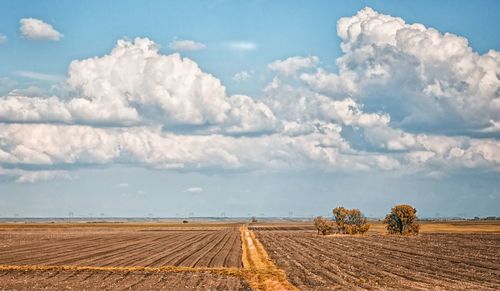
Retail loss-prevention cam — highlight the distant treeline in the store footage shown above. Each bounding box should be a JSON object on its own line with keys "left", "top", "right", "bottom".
{"left": 472, "top": 216, "right": 500, "bottom": 220}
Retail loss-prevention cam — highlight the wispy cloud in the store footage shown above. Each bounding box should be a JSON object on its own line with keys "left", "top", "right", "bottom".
{"left": 232, "top": 70, "right": 254, "bottom": 82}
{"left": 169, "top": 39, "right": 206, "bottom": 51}
{"left": 268, "top": 56, "right": 319, "bottom": 76}
{"left": 183, "top": 187, "right": 203, "bottom": 193}
{"left": 0, "top": 34, "right": 7, "bottom": 44}
{"left": 15, "top": 170, "right": 71, "bottom": 183}
{"left": 114, "top": 183, "right": 129, "bottom": 188}
{"left": 16, "top": 70, "right": 65, "bottom": 82}
{"left": 226, "top": 41, "right": 257, "bottom": 51}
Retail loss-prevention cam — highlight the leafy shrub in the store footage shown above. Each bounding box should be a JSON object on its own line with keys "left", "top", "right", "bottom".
{"left": 313, "top": 216, "right": 334, "bottom": 235}
{"left": 344, "top": 208, "right": 370, "bottom": 234}
{"left": 384, "top": 204, "right": 420, "bottom": 235}
{"left": 333, "top": 207, "right": 370, "bottom": 234}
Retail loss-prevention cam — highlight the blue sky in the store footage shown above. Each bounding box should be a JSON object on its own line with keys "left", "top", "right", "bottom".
{"left": 0, "top": 0, "right": 499, "bottom": 218}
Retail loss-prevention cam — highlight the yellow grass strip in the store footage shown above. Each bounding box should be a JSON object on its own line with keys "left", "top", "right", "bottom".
{"left": 419, "top": 222, "right": 500, "bottom": 233}
{"left": 0, "top": 264, "right": 245, "bottom": 277}
{"left": 240, "top": 225, "right": 298, "bottom": 291}
{"left": 367, "top": 221, "right": 500, "bottom": 234}
{"left": 241, "top": 224, "right": 254, "bottom": 270}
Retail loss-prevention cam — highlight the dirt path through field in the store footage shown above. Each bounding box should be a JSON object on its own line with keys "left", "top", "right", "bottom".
{"left": 240, "top": 225, "right": 298, "bottom": 291}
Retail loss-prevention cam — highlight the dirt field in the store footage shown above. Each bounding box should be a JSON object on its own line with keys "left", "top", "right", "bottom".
{"left": 0, "top": 225, "right": 242, "bottom": 268}
{"left": 0, "top": 269, "right": 250, "bottom": 290}
{"left": 1, "top": 221, "right": 499, "bottom": 290}
{"left": 255, "top": 228, "right": 500, "bottom": 290}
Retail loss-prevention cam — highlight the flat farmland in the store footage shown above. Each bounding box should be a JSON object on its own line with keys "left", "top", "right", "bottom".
{"left": 0, "top": 224, "right": 242, "bottom": 268}
{"left": 0, "top": 269, "right": 250, "bottom": 290}
{"left": 2, "top": 221, "right": 500, "bottom": 290}
{"left": 255, "top": 227, "right": 500, "bottom": 290}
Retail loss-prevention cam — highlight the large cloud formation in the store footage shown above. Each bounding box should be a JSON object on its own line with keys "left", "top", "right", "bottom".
{"left": 0, "top": 8, "right": 499, "bottom": 182}
{"left": 2, "top": 38, "right": 278, "bottom": 133}
{"left": 302, "top": 7, "right": 500, "bottom": 133}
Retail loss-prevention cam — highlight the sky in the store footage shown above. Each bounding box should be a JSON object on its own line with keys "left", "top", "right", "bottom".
{"left": 0, "top": 0, "right": 499, "bottom": 218}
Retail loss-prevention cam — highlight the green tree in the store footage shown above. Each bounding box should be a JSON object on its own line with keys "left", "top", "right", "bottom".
{"left": 384, "top": 204, "right": 420, "bottom": 235}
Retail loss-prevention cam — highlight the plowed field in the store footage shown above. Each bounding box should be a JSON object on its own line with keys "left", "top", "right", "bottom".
{"left": 0, "top": 227, "right": 242, "bottom": 268}
{"left": 0, "top": 269, "right": 250, "bottom": 290}
{"left": 256, "top": 229, "right": 500, "bottom": 290}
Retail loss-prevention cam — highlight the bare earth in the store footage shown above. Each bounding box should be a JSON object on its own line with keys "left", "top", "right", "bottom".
{"left": 0, "top": 269, "right": 251, "bottom": 290}
{"left": 255, "top": 228, "right": 500, "bottom": 290}
{"left": 1, "top": 221, "right": 500, "bottom": 290}
{"left": 0, "top": 225, "right": 242, "bottom": 268}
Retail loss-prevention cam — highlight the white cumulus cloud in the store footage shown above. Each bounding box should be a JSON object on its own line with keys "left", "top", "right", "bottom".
{"left": 1, "top": 8, "right": 499, "bottom": 183}
{"left": 67, "top": 37, "right": 277, "bottom": 132}
{"left": 0, "top": 96, "right": 72, "bottom": 123}
{"left": 301, "top": 7, "right": 500, "bottom": 133}
{"left": 20, "top": 18, "right": 63, "bottom": 41}
{"left": 0, "top": 38, "right": 279, "bottom": 133}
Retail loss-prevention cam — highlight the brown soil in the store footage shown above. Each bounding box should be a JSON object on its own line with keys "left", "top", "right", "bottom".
{"left": 3, "top": 221, "right": 498, "bottom": 290}
{"left": 256, "top": 229, "right": 500, "bottom": 290}
{"left": 0, "top": 269, "right": 251, "bottom": 290}
{"left": 0, "top": 227, "right": 242, "bottom": 268}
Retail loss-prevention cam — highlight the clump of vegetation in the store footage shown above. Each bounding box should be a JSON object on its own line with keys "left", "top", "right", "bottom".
{"left": 182, "top": 220, "right": 189, "bottom": 224}
{"left": 251, "top": 216, "right": 258, "bottom": 223}
{"left": 333, "top": 207, "right": 370, "bottom": 234}
{"left": 313, "top": 216, "right": 334, "bottom": 235}
{"left": 345, "top": 208, "right": 370, "bottom": 234}
{"left": 332, "top": 207, "right": 348, "bottom": 233}
{"left": 384, "top": 204, "right": 420, "bottom": 235}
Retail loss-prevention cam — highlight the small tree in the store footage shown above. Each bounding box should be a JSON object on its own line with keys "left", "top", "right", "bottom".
{"left": 332, "top": 207, "right": 348, "bottom": 234}
{"left": 384, "top": 204, "right": 420, "bottom": 235}
{"left": 313, "top": 216, "right": 334, "bottom": 235}
{"left": 333, "top": 207, "right": 370, "bottom": 234}
{"left": 344, "top": 208, "right": 370, "bottom": 234}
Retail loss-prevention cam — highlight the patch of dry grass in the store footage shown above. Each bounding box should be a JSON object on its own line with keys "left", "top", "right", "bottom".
{"left": 240, "top": 226, "right": 298, "bottom": 291}
{"left": 367, "top": 220, "right": 500, "bottom": 234}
